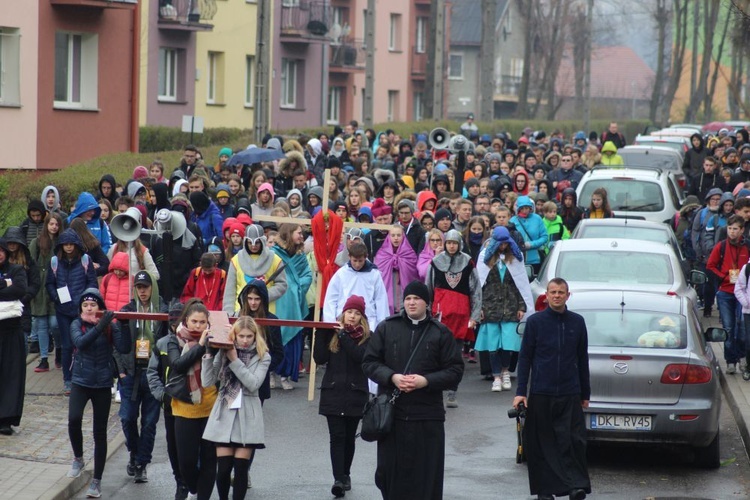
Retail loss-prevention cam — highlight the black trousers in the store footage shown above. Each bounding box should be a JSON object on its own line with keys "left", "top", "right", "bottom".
{"left": 68, "top": 384, "right": 111, "bottom": 480}
{"left": 326, "top": 415, "right": 360, "bottom": 482}
{"left": 163, "top": 405, "right": 182, "bottom": 484}
{"left": 174, "top": 416, "right": 217, "bottom": 499}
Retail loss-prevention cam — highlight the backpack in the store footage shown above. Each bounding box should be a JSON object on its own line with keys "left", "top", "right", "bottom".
{"left": 50, "top": 253, "right": 90, "bottom": 278}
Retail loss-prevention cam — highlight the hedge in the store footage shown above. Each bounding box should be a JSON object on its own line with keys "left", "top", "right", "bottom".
{"left": 139, "top": 126, "right": 253, "bottom": 153}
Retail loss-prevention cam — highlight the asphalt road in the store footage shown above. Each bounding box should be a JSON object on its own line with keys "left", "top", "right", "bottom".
{"left": 75, "top": 361, "right": 750, "bottom": 500}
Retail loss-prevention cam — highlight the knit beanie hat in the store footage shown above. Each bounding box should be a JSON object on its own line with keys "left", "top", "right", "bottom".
{"left": 189, "top": 191, "right": 211, "bottom": 215}
{"left": 342, "top": 295, "right": 366, "bottom": 316}
{"left": 219, "top": 147, "right": 233, "bottom": 158}
{"left": 371, "top": 198, "right": 392, "bottom": 218}
{"left": 403, "top": 281, "right": 430, "bottom": 304}
{"left": 133, "top": 166, "right": 149, "bottom": 180}
{"left": 434, "top": 208, "right": 453, "bottom": 222}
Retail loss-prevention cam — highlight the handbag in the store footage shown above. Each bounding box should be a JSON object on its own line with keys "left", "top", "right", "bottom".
{"left": 360, "top": 325, "right": 429, "bottom": 442}
{"left": 0, "top": 299, "right": 23, "bottom": 321}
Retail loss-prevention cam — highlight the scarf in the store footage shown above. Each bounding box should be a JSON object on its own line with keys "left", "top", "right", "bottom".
{"left": 344, "top": 323, "right": 364, "bottom": 341}
{"left": 374, "top": 236, "right": 419, "bottom": 314}
{"left": 312, "top": 209, "right": 343, "bottom": 301}
{"left": 219, "top": 345, "right": 257, "bottom": 408}
{"left": 81, "top": 311, "right": 98, "bottom": 324}
{"left": 176, "top": 324, "right": 204, "bottom": 404}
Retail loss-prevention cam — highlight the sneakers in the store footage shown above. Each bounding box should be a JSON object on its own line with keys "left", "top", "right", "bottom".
{"left": 34, "top": 358, "right": 50, "bottom": 373}
{"left": 64, "top": 381, "right": 72, "bottom": 396}
{"left": 85, "top": 479, "right": 101, "bottom": 498}
{"left": 134, "top": 464, "right": 148, "bottom": 483}
{"left": 502, "top": 372, "right": 512, "bottom": 390}
{"left": 727, "top": 363, "right": 737, "bottom": 375}
{"left": 127, "top": 456, "right": 136, "bottom": 477}
{"left": 743, "top": 370, "right": 750, "bottom": 381}
{"left": 491, "top": 379, "right": 503, "bottom": 392}
{"left": 66, "top": 457, "right": 85, "bottom": 478}
{"left": 269, "top": 374, "right": 277, "bottom": 390}
{"left": 446, "top": 391, "right": 458, "bottom": 408}
{"left": 115, "top": 390, "right": 121, "bottom": 403}
{"left": 187, "top": 493, "right": 198, "bottom": 500}
{"left": 280, "top": 377, "right": 294, "bottom": 390}
{"left": 741, "top": 359, "right": 748, "bottom": 373}
{"left": 331, "top": 481, "right": 346, "bottom": 498}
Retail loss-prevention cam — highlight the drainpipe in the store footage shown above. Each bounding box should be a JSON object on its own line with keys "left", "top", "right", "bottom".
{"left": 130, "top": 1, "right": 141, "bottom": 153}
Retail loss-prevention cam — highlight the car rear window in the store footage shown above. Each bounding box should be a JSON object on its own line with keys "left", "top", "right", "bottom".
{"left": 620, "top": 151, "right": 681, "bottom": 171}
{"left": 577, "top": 310, "right": 686, "bottom": 349}
{"left": 579, "top": 180, "right": 665, "bottom": 212}
{"left": 556, "top": 250, "right": 674, "bottom": 285}
{"left": 578, "top": 226, "right": 669, "bottom": 245}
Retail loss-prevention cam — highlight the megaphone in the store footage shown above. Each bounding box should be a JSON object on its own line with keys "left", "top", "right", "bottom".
{"left": 154, "top": 209, "right": 187, "bottom": 240}
{"left": 449, "top": 134, "right": 475, "bottom": 153}
{"left": 110, "top": 207, "right": 142, "bottom": 242}
{"left": 429, "top": 128, "right": 451, "bottom": 150}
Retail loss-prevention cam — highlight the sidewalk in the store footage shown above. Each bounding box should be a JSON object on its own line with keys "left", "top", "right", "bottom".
{"left": 0, "top": 352, "right": 124, "bottom": 500}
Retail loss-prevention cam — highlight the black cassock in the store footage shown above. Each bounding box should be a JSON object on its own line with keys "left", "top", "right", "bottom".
{"left": 0, "top": 262, "right": 28, "bottom": 428}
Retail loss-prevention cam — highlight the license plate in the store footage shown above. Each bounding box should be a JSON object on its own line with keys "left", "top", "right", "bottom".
{"left": 590, "top": 414, "right": 652, "bottom": 431}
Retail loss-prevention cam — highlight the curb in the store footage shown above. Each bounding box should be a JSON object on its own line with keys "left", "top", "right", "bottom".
{"left": 39, "top": 431, "right": 127, "bottom": 500}
{"left": 719, "top": 367, "right": 750, "bottom": 461}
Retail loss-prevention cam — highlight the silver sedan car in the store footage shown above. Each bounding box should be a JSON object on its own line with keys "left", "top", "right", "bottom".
{"left": 529, "top": 238, "right": 705, "bottom": 311}
{"left": 564, "top": 290, "right": 726, "bottom": 468}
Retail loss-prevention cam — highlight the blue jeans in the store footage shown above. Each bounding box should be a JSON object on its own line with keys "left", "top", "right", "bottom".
{"left": 31, "top": 315, "right": 59, "bottom": 360}
{"left": 489, "top": 349, "right": 513, "bottom": 376}
{"left": 56, "top": 313, "right": 76, "bottom": 382}
{"left": 119, "top": 370, "right": 161, "bottom": 465}
{"left": 717, "top": 291, "right": 744, "bottom": 363}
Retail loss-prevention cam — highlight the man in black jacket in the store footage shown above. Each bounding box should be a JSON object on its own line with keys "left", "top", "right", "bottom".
{"left": 689, "top": 157, "right": 727, "bottom": 202}
{"left": 513, "top": 278, "right": 591, "bottom": 500}
{"left": 362, "top": 281, "right": 464, "bottom": 500}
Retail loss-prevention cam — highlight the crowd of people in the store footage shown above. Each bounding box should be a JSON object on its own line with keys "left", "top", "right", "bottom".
{"left": 8, "top": 118, "right": 739, "bottom": 499}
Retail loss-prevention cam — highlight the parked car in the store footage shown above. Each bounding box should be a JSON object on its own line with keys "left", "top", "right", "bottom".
{"left": 632, "top": 136, "right": 690, "bottom": 158}
{"left": 570, "top": 217, "right": 685, "bottom": 262}
{"left": 529, "top": 238, "right": 705, "bottom": 311}
{"left": 620, "top": 145, "right": 687, "bottom": 190}
{"left": 576, "top": 166, "right": 684, "bottom": 224}
{"left": 566, "top": 290, "right": 725, "bottom": 468}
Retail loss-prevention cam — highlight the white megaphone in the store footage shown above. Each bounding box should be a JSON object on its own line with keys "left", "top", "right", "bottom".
{"left": 110, "top": 207, "right": 142, "bottom": 242}
{"left": 429, "top": 127, "right": 451, "bottom": 150}
{"left": 154, "top": 209, "right": 187, "bottom": 240}
{"left": 449, "top": 134, "right": 475, "bottom": 153}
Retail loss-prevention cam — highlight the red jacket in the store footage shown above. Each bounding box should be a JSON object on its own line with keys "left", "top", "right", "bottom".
{"left": 707, "top": 238, "right": 750, "bottom": 293}
{"left": 100, "top": 252, "right": 131, "bottom": 311}
{"left": 180, "top": 267, "right": 227, "bottom": 311}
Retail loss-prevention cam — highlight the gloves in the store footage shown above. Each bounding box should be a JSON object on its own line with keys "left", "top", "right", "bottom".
{"left": 98, "top": 311, "right": 115, "bottom": 329}
{"left": 524, "top": 242, "right": 532, "bottom": 250}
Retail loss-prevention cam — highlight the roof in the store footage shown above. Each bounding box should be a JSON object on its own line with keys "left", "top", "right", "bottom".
{"left": 450, "top": 0, "right": 507, "bottom": 45}
{"left": 556, "top": 45, "right": 655, "bottom": 100}
{"left": 555, "top": 238, "right": 672, "bottom": 253}
{"left": 567, "top": 289, "right": 684, "bottom": 314}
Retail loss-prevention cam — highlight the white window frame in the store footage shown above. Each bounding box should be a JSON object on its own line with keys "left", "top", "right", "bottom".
{"left": 0, "top": 28, "right": 21, "bottom": 106}
{"left": 245, "top": 55, "right": 254, "bottom": 107}
{"left": 387, "top": 90, "right": 398, "bottom": 122}
{"left": 510, "top": 57, "right": 524, "bottom": 79}
{"left": 54, "top": 32, "right": 98, "bottom": 110}
{"left": 416, "top": 17, "right": 427, "bottom": 54}
{"left": 448, "top": 52, "right": 464, "bottom": 80}
{"left": 413, "top": 91, "right": 423, "bottom": 122}
{"left": 282, "top": 0, "right": 299, "bottom": 6}
{"left": 207, "top": 51, "right": 221, "bottom": 104}
{"left": 158, "top": 48, "right": 178, "bottom": 102}
{"left": 494, "top": 56, "right": 502, "bottom": 94}
{"left": 327, "top": 86, "right": 342, "bottom": 125}
{"left": 280, "top": 58, "right": 297, "bottom": 108}
{"left": 389, "top": 14, "right": 401, "bottom": 51}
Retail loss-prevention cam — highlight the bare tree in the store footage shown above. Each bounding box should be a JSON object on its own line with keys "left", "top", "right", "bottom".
{"left": 479, "top": 0, "right": 495, "bottom": 121}
{"left": 571, "top": 3, "right": 588, "bottom": 115}
{"left": 684, "top": 0, "right": 720, "bottom": 122}
{"left": 649, "top": 0, "right": 669, "bottom": 124}
{"left": 659, "top": 0, "right": 688, "bottom": 125}
{"left": 516, "top": 0, "right": 536, "bottom": 119}
{"left": 705, "top": 2, "right": 730, "bottom": 121}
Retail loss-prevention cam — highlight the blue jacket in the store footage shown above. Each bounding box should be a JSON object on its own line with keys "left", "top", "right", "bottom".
{"left": 67, "top": 192, "right": 112, "bottom": 254}
{"left": 511, "top": 196, "right": 549, "bottom": 265}
{"left": 71, "top": 317, "right": 130, "bottom": 389}
{"left": 45, "top": 229, "right": 99, "bottom": 317}
{"left": 192, "top": 202, "right": 224, "bottom": 247}
{"left": 516, "top": 306, "right": 591, "bottom": 400}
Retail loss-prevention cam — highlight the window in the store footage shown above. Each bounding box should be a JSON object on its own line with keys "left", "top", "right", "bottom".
{"left": 54, "top": 32, "right": 98, "bottom": 109}
{"left": 361, "top": 87, "right": 366, "bottom": 122}
{"left": 494, "top": 56, "right": 502, "bottom": 94}
{"left": 158, "top": 48, "right": 178, "bottom": 102}
{"left": 416, "top": 17, "right": 427, "bottom": 53}
{"left": 389, "top": 14, "right": 401, "bottom": 51}
{"left": 510, "top": 57, "right": 524, "bottom": 78}
{"left": 245, "top": 55, "right": 254, "bottom": 107}
{"left": 448, "top": 53, "right": 463, "bottom": 80}
{"left": 362, "top": 9, "right": 368, "bottom": 47}
{"left": 504, "top": 12, "right": 512, "bottom": 33}
{"left": 280, "top": 58, "right": 297, "bottom": 108}
{"left": 282, "top": 0, "right": 299, "bottom": 6}
{"left": 0, "top": 28, "right": 21, "bottom": 105}
{"left": 387, "top": 90, "right": 399, "bottom": 122}
{"left": 327, "top": 86, "right": 342, "bottom": 124}
{"left": 207, "top": 51, "right": 224, "bottom": 104}
{"left": 413, "top": 91, "right": 424, "bottom": 121}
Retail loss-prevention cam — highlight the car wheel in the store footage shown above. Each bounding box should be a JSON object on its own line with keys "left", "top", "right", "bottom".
{"left": 693, "top": 431, "right": 720, "bottom": 469}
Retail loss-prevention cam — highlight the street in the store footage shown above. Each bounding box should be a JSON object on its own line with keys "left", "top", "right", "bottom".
{"left": 74, "top": 360, "right": 750, "bottom": 500}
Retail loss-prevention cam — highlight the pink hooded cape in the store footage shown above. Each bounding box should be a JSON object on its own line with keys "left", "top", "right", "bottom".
{"left": 374, "top": 236, "right": 419, "bottom": 314}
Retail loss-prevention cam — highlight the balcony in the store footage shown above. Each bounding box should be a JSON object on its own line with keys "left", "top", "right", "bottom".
{"left": 281, "top": 0, "right": 333, "bottom": 40}
{"left": 50, "top": 0, "right": 136, "bottom": 8}
{"left": 158, "top": 0, "right": 216, "bottom": 31}
{"left": 329, "top": 38, "right": 365, "bottom": 72}
{"left": 411, "top": 46, "right": 427, "bottom": 78}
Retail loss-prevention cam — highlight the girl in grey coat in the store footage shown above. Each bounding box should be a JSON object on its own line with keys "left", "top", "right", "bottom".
{"left": 201, "top": 316, "right": 271, "bottom": 500}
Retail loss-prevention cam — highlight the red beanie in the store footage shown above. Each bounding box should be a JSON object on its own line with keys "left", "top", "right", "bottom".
{"left": 371, "top": 198, "right": 392, "bottom": 219}
{"left": 342, "top": 295, "right": 366, "bottom": 316}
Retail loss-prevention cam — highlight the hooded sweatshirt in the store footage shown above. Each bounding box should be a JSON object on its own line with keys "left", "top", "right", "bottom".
{"left": 67, "top": 192, "right": 112, "bottom": 254}
{"left": 41, "top": 185, "right": 68, "bottom": 220}
{"left": 683, "top": 133, "right": 708, "bottom": 178}
{"left": 97, "top": 174, "right": 118, "bottom": 206}
{"left": 600, "top": 141, "right": 624, "bottom": 166}
{"left": 45, "top": 229, "right": 98, "bottom": 317}
{"left": 21, "top": 199, "right": 47, "bottom": 246}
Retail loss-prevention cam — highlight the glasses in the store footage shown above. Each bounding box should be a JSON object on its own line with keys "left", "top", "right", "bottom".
{"left": 561, "top": 159, "right": 572, "bottom": 162}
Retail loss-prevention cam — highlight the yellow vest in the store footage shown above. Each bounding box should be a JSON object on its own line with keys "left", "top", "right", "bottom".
{"left": 230, "top": 253, "right": 282, "bottom": 314}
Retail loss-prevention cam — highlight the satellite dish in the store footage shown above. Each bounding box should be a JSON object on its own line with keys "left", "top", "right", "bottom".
{"left": 329, "top": 23, "right": 342, "bottom": 44}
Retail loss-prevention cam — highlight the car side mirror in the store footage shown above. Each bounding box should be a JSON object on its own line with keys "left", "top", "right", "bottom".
{"left": 525, "top": 265, "right": 535, "bottom": 280}
{"left": 689, "top": 270, "right": 707, "bottom": 285}
{"left": 516, "top": 322, "right": 526, "bottom": 336}
{"left": 704, "top": 327, "right": 727, "bottom": 343}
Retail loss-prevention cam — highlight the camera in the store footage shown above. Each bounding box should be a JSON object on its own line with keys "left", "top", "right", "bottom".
{"left": 508, "top": 402, "right": 526, "bottom": 419}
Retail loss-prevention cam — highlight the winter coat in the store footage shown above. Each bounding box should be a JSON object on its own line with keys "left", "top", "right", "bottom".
{"left": 362, "top": 311, "right": 465, "bottom": 421}
{"left": 29, "top": 235, "right": 57, "bottom": 316}
{"left": 560, "top": 188, "right": 583, "bottom": 232}
{"left": 691, "top": 189, "right": 731, "bottom": 263}
{"left": 224, "top": 240, "right": 287, "bottom": 315}
{"left": 683, "top": 134, "right": 708, "bottom": 179}
{"left": 67, "top": 192, "right": 112, "bottom": 254}
{"left": 689, "top": 171, "right": 726, "bottom": 201}
{"left": 106, "top": 245, "right": 160, "bottom": 280}
{"left": 323, "top": 260, "right": 390, "bottom": 331}
{"left": 542, "top": 215, "right": 570, "bottom": 252}
{"left": 599, "top": 141, "right": 624, "bottom": 166}
{"left": 41, "top": 185, "right": 68, "bottom": 220}
{"left": 202, "top": 350, "right": 271, "bottom": 445}
{"left": 20, "top": 199, "right": 47, "bottom": 246}
{"left": 45, "top": 229, "right": 98, "bottom": 317}
{"left": 707, "top": 238, "right": 750, "bottom": 294}
{"left": 734, "top": 263, "right": 750, "bottom": 314}
{"left": 115, "top": 284, "right": 168, "bottom": 377}
{"left": 510, "top": 196, "right": 549, "bottom": 265}
{"left": 180, "top": 267, "right": 227, "bottom": 311}
{"left": 313, "top": 330, "right": 370, "bottom": 417}
{"left": 4, "top": 227, "right": 41, "bottom": 312}
{"left": 192, "top": 202, "right": 224, "bottom": 247}
{"left": 100, "top": 252, "right": 131, "bottom": 312}
{"left": 70, "top": 315, "right": 130, "bottom": 389}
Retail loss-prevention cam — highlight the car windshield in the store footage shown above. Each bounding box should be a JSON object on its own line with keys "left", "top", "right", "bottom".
{"left": 578, "top": 225, "right": 669, "bottom": 245}
{"left": 620, "top": 151, "right": 681, "bottom": 170}
{"left": 578, "top": 310, "right": 686, "bottom": 349}
{"left": 579, "top": 180, "right": 665, "bottom": 212}
{"left": 556, "top": 250, "right": 674, "bottom": 284}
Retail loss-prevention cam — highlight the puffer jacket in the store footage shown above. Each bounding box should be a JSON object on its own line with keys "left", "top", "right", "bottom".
{"left": 67, "top": 192, "right": 112, "bottom": 254}
{"left": 45, "top": 229, "right": 98, "bottom": 317}
{"left": 192, "top": 202, "right": 224, "bottom": 247}
{"left": 71, "top": 313, "right": 130, "bottom": 389}
{"left": 100, "top": 252, "right": 132, "bottom": 312}
{"left": 510, "top": 196, "right": 549, "bottom": 265}
{"left": 313, "top": 329, "right": 370, "bottom": 417}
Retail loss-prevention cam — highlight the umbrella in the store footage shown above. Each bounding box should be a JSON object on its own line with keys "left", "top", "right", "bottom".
{"left": 701, "top": 121, "right": 732, "bottom": 134}
{"left": 226, "top": 147, "right": 285, "bottom": 167}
